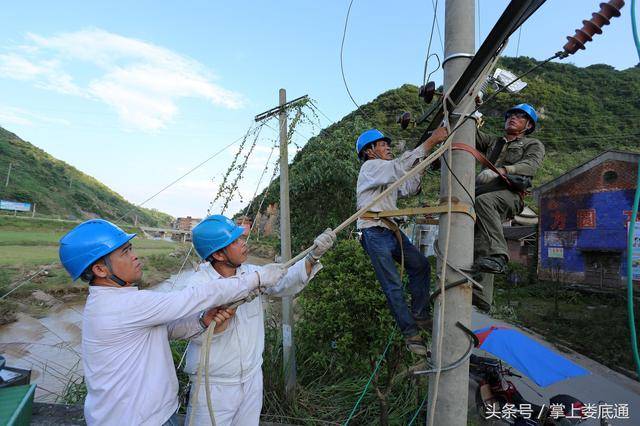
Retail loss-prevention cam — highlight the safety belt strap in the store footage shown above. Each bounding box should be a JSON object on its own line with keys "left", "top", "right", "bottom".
{"left": 451, "top": 142, "right": 514, "bottom": 190}
{"left": 360, "top": 203, "right": 476, "bottom": 222}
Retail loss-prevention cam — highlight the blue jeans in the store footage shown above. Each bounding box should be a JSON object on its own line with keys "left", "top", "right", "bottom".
{"left": 360, "top": 226, "right": 431, "bottom": 337}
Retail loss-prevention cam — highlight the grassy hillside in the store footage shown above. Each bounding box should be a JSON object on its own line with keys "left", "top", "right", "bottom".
{"left": 0, "top": 127, "right": 172, "bottom": 227}
{"left": 245, "top": 57, "right": 640, "bottom": 249}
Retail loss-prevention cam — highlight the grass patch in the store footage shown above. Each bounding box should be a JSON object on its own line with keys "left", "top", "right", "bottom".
{"left": 0, "top": 223, "right": 191, "bottom": 322}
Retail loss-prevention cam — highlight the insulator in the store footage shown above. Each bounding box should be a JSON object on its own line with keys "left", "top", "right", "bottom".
{"left": 419, "top": 81, "right": 436, "bottom": 103}
{"left": 397, "top": 112, "right": 412, "bottom": 130}
{"left": 563, "top": 0, "right": 624, "bottom": 55}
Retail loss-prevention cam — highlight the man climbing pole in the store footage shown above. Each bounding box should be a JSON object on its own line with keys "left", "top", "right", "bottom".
{"left": 473, "top": 103, "right": 545, "bottom": 311}
{"left": 355, "top": 127, "right": 449, "bottom": 356}
{"left": 183, "top": 214, "right": 336, "bottom": 425}
{"left": 58, "top": 219, "right": 285, "bottom": 425}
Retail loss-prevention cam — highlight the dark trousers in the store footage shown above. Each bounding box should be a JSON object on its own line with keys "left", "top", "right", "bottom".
{"left": 360, "top": 226, "right": 431, "bottom": 337}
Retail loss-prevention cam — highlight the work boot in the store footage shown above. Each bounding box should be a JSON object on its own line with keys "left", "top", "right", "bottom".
{"left": 413, "top": 316, "right": 433, "bottom": 332}
{"left": 405, "top": 335, "right": 429, "bottom": 356}
{"left": 475, "top": 255, "right": 508, "bottom": 274}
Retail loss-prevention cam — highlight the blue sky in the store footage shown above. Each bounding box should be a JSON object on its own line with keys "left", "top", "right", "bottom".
{"left": 0, "top": 0, "right": 637, "bottom": 218}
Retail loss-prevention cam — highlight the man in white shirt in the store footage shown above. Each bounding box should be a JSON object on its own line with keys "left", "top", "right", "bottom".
{"left": 355, "top": 127, "right": 448, "bottom": 356}
{"left": 183, "top": 214, "right": 336, "bottom": 425}
{"left": 58, "top": 219, "right": 286, "bottom": 425}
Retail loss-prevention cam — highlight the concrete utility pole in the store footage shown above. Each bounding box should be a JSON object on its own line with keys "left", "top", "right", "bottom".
{"left": 5, "top": 162, "right": 12, "bottom": 187}
{"left": 428, "top": 1, "right": 475, "bottom": 425}
{"left": 279, "top": 88, "right": 296, "bottom": 398}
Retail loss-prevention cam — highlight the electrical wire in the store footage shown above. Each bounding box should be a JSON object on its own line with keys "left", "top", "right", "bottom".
{"left": 116, "top": 125, "right": 257, "bottom": 222}
{"left": 431, "top": 0, "right": 445, "bottom": 54}
{"left": 0, "top": 264, "right": 56, "bottom": 300}
{"left": 340, "top": 0, "right": 370, "bottom": 121}
{"left": 423, "top": 0, "right": 440, "bottom": 86}
{"left": 309, "top": 100, "right": 336, "bottom": 125}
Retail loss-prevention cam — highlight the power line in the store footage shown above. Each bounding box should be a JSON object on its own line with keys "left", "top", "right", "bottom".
{"left": 340, "top": 0, "right": 370, "bottom": 121}
{"left": 431, "top": 0, "right": 445, "bottom": 54}
{"left": 516, "top": 26, "right": 523, "bottom": 57}
{"left": 116, "top": 124, "right": 257, "bottom": 222}
{"left": 423, "top": 0, "right": 440, "bottom": 87}
{"left": 308, "top": 100, "right": 335, "bottom": 125}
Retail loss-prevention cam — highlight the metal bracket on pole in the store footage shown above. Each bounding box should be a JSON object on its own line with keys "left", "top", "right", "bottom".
{"left": 442, "top": 52, "right": 475, "bottom": 66}
{"left": 412, "top": 322, "right": 479, "bottom": 376}
{"left": 254, "top": 95, "right": 309, "bottom": 122}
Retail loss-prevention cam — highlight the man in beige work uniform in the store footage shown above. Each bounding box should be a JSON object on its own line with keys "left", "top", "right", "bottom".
{"left": 473, "top": 103, "right": 544, "bottom": 311}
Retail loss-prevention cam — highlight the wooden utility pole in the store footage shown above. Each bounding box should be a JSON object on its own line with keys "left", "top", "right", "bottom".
{"left": 279, "top": 88, "right": 296, "bottom": 398}
{"left": 428, "top": 1, "right": 475, "bottom": 425}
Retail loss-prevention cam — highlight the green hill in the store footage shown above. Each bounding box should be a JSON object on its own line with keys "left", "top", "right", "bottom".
{"left": 0, "top": 127, "right": 172, "bottom": 227}
{"left": 246, "top": 56, "right": 640, "bottom": 249}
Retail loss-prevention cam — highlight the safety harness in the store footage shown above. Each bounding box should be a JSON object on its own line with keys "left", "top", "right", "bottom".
{"left": 451, "top": 142, "right": 531, "bottom": 198}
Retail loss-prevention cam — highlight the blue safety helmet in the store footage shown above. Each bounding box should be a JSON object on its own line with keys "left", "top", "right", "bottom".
{"left": 355, "top": 129, "right": 391, "bottom": 159}
{"left": 505, "top": 103, "right": 538, "bottom": 134}
{"left": 192, "top": 214, "right": 244, "bottom": 260}
{"left": 59, "top": 219, "right": 136, "bottom": 281}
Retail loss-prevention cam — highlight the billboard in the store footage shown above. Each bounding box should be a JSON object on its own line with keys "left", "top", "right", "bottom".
{"left": 0, "top": 200, "right": 32, "bottom": 212}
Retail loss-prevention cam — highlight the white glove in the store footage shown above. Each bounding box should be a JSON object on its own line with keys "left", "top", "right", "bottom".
{"left": 310, "top": 228, "right": 337, "bottom": 260}
{"left": 255, "top": 263, "right": 287, "bottom": 289}
{"left": 475, "top": 168, "right": 499, "bottom": 185}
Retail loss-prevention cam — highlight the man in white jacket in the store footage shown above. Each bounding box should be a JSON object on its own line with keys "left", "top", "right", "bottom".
{"left": 58, "top": 219, "right": 286, "bottom": 425}
{"left": 183, "top": 214, "right": 336, "bottom": 425}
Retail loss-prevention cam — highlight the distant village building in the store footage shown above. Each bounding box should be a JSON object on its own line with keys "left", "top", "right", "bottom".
{"left": 503, "top": 225, "right": 537, "bottom": 266}
{"left": 503, "top": 206, "right": 539, "bottom": 266}
{"left": 235, "top": 216, "right": 252, "bottom": 236}
{"left": 253, "top": 203, "right": 279, "bottom": 238}
{"left": 173, "top": 216, "right": 201, "bottom": 231}
{"left": 533, "top": 151, "right": 640, "bottom": 289}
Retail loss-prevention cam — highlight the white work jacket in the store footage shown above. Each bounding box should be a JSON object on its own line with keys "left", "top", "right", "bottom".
{"left": 356, "top": 144, "right": 426, "bottom": 230}
{"left": 183, "top": 259, "right": 320, "bottom": 385}
{"left": 82, "top": 276, "right": 255, "bottom": 425}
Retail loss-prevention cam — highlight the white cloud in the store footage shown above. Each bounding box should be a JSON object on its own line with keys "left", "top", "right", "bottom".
{"left": 0, "top": 29, "right": 243, "bottom": 131}
{"left": 0, "top": 105, "right": 70, "bottom": 127}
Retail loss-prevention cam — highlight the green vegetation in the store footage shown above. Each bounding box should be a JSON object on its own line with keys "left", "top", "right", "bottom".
{"left": 0, "top": 127, "right": 172, "bottom": 227}
{"left": 263, "top": 239, "right": 430, "bottom": 424}
{"left": 0, "top": 216, "right": 188, "bottom": 324}
{"left": 246, "top": 57, "right": 640, "bottom": 250}
{"left": 492, "top": 264, "right": 640, "bottom": 375}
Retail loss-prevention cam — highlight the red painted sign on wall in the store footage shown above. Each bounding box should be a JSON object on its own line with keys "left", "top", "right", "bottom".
{"left": 577, "top": 209, "right": 596, "bottom": 229}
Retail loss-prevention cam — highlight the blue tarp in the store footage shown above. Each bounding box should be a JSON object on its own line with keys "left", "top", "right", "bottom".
{"left": 474, "top": 326, "right": 590, "bottom": 387}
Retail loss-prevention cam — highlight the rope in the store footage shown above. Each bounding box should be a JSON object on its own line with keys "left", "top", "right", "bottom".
{"left": 187, "top": 322, "right": 217, "bottom": 426}
{"left": 424, "top": 46, "right": 502, "bottom": 424}
{"left": 342, "top": 331, "right": 395, "bottom": 425}
{"left": 427, "top": 88, "right": 455, "bottom": 426}
{"left": 408, "top": 391, "right": 429, "bottom": 426}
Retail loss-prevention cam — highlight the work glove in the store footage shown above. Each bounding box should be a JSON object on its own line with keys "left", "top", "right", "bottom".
{"left": 475, "top": 168, "right": 499, "bottom": 185}
{"left": 255, "top": 263, "right": 287, "bottom": 289}
{"left": 309, "top": 228, "right": 337, "bottom": 261}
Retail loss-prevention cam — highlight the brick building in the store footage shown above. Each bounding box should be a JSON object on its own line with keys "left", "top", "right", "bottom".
{"left": 173, "top": 216, "right": 201, "bottom": 231}
{"left": 532, "top": 151, "right": 640, "bottom": 288}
